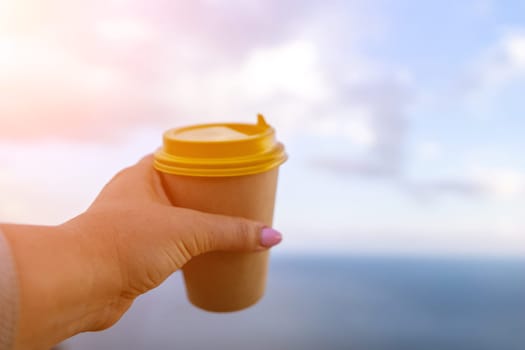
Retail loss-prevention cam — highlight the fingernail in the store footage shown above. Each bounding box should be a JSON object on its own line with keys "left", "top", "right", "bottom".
{"left": 260, "top": 227, "right": 283, "bottom": 247}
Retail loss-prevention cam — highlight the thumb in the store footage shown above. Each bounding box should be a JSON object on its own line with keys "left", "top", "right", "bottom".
{"left": 175, "top": 209, "right": 283, "bottom": 255}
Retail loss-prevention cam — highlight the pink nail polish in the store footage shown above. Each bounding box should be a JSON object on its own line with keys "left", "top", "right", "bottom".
{"left": 260, "top": 227, "right": 283, "bottom": 247}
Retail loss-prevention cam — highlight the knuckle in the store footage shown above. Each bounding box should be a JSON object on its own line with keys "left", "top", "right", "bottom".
{"left": 112, "top": 167, "right": 131, "bottom": 182}
{"left": 234, "top": 218, "right": 256, "bottom": 246}
{"left": 185, "top": 213, "right": 217, "bottom": 253}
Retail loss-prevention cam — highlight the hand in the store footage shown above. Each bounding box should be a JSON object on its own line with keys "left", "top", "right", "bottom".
{"left": 2, "top": 155, "right": 282, "bottom": 350}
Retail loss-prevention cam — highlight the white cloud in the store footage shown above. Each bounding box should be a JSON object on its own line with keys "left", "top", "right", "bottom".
{"left": 471, "top": 166, "right": 525, "bottom": 198}
{"left": 0, "top": 35, "right": 119, "bottom": 98}
{"left": 342, "top": 117, "right": 376, "bottom": 148}
{"left": 416, "top": 141, "right": 442, "bottom": 160}
{"left": 162, "top": 38, "right": 333, "bottom": 124}
{"left": 0, "top": 126, "right": 162, "bottom": 225}
{"left": 0, "top": 34, "right": 164, "bottom": 140}
{"left": 1, "top": 0, "right": 403, "bottom": 144}
{"left": 462, "top": 30, "right": 525, "bottom": 109}
{"left": 0, "top": 168, "right": 26, "bottom": 220}
{"left": 504, "top": 33, "right": 525, "bottom": 68}
{"left": 80, "top": 66, "right": 118, "bottom": 92}
{"left": 307, "top": 106, "right": 377, "bottom": 149}
{"left": 315, "top": 118, "right": 338, "bottom": 136}
{"left": 95, "top": 18, "right": 151, "bottom": 44}
{"left": 241, "top": 40, "right": 329, "bottom": 101}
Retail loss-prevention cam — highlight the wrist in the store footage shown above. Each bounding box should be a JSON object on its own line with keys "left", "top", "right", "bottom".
{"left": 1, "top": 220, "right": 121, "bottom": 349}
{"left": 61, "top": 212, "right": 133, "bottom": 331}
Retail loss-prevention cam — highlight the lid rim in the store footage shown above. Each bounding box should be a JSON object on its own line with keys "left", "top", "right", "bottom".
{"left": 155, "top": 143, "right": 285, "bottom": 164}
{"left": 154, "top": 155, "right": 287, "bottom": 177}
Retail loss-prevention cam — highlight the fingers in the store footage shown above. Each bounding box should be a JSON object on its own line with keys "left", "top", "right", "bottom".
{"left": 134, "top": 154, "right": 156, "bottom": 173}
{"left": 93, "top": 154, "right": 169, "bottom": 205}
{"left": 112, "top": 155, "right": 155, "bottom": 186}
{"left": 175, "top": 209, "right": 283, "bottom": 255}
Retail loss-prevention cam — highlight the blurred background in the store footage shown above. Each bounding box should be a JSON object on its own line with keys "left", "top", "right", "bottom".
{"left": 1, "top": 0, "right": 524, "bottom": 349}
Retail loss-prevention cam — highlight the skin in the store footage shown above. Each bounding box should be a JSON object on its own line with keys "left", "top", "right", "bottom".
{"left": 1, "top": 155, "right": 282, "bottom": 350}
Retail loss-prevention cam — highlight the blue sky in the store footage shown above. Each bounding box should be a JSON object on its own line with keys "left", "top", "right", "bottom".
{"left": 0, "top": 0, "right": 523, "bottom": 255}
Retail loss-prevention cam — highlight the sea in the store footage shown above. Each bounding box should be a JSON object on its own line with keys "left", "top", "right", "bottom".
{"left": 62, "top": 254, "right": 525, "bottom": 350}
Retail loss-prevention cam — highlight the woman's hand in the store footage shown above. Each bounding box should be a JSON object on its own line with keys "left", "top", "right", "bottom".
{"left": 2, "top": 155, "right": 282, "bottom": 350}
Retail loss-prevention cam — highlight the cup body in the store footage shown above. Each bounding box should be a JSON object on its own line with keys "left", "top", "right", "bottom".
{"left": 160, "top": 168, "right": 279, "bottom": 312}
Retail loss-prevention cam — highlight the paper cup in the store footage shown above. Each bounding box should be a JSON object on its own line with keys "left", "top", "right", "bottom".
{"left": 154, "top": 115, "right": 287, "bottom": 312}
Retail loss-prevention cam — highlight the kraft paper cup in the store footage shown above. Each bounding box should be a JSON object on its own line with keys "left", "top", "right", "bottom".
{"left": 154, "top": 115, "right": 287, "bottom": 312}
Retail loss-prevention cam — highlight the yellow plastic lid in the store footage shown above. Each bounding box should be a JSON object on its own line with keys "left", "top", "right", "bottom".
{"left": 154, "top": 115, "right": 288, "bottom": 177}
